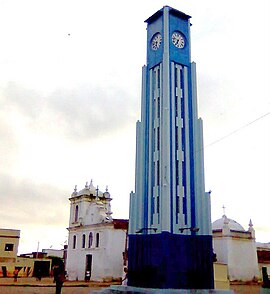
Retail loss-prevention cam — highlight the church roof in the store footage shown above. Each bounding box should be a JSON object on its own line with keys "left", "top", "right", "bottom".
{"left": 212, "top": 215, "right": 245, "bottom": 232}
{"left": 113, "top": 219, "right": 128, "bottom": 230}
{"left": 77, "top": 180, "right": 102, "bottom": 197}
{"left": 71, "top": 180, "right": 111, "bottom": 199}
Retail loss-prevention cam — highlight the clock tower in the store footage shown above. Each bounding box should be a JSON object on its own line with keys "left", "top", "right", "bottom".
{"left": 128, "top": 6, "right": 214, "bottom": 289}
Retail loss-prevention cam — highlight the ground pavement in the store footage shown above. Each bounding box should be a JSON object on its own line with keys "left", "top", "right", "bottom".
{"left": 0, "top": 277, "right": 112, "bottom": 293}
{"left": 0, "top": 277, "right": 266, "bottom": 294}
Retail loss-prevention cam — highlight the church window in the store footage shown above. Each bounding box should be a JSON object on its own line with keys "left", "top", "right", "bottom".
{"left": 82, "top": 234, "right": 86, "bottom": 248}
{"left": 88, "top": 232, "right": 93, "bottom": 248}
{"left": 96, "top": 233, "right": 100, "bottom": 248}
{"left": 4, "top": 244, "right": 14, "bottom": 251}
{"left": 75, "top": 205, "right": 79, "bottom": 222}
{"left": 73, "top": 235, "right": 76, "bottom": 249}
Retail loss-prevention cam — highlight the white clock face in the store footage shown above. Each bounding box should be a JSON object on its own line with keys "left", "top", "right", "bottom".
{"left": 151, "top": 33, "right": 162, "bottom": 51}
{"left": 172, "top": 32, "right": 185, "bottom": 49}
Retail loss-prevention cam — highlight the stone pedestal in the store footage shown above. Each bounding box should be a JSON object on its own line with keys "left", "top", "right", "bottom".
{"left": 92, "top": 285, "right": 233, "bottom": 293}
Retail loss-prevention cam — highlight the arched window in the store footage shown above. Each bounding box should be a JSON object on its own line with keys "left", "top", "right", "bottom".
{"left": 88, "top": 232, "right": 93, "bottom": 248}
{"left": 73, "top": 235, "right": 76, "bottom": 249}
{"left": 75, "top": 205, "right": 79, "bottom": 222}
{"left": 96, "top": 232, "right": 100, "bottom": 248}
{"left": 82, "top": 234, "right": 86, "bottom": 248}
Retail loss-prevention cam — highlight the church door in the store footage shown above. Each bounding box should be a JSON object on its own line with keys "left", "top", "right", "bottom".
{"left": 85, "top": 254, "right": 92, "bottom": 281}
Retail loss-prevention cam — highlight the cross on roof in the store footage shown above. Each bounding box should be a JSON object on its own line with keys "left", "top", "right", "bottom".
{"left": 222, "top": 205, "right": 226, "bottom": 216}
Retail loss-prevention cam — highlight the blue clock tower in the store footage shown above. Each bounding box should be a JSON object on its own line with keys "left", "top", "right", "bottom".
{"left": 128, "top": 6, "right": 214, "bottom": 289}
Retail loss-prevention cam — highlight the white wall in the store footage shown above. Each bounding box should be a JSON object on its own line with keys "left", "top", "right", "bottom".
{"left": 66, "top": 225, "right": 126, "bottom": 281}
{"left": 227, "top": 238, "right": 259, "bottom": 281}
{"left": 213, "top": 237, "right": 259, "bottom": 281}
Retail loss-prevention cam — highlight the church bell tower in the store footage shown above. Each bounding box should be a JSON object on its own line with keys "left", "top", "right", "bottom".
{"left": 128, "top": 6, "right": 214, "bottom": 289}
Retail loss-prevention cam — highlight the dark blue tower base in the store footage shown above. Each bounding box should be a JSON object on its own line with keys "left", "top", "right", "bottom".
{"left": 128, "top": 232, "right": 214, "bottom": 289}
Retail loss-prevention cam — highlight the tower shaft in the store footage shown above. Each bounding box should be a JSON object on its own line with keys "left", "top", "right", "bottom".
{"left": 128, "top": 6, "right": 214, "bottom": 289}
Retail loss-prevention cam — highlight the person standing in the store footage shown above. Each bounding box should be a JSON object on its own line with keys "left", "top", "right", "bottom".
{"left": 36, "top": 268, "right": 42, "bottom": 281}
{"left": 53, "top": 264, "right": 65, "bottom": 294}
{"left": 122, "top": 267, "right": 128, "bottom": 286}
{"left": 13, "top": 269, "right": 19, "bottom": 282}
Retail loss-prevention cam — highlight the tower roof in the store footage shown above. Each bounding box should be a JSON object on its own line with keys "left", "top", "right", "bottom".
{"left": 145, "top": 6, "right": 191, "bottom": 24}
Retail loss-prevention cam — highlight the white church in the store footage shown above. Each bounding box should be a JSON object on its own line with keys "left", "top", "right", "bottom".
{"left": 65, "top": 180, "right": 266, "bottom": 283}
{"left": 66, "top": 180, "right": 128, "bottom": 281}
{"left": 212, "top": 213, "right": 259, "bottom": 282}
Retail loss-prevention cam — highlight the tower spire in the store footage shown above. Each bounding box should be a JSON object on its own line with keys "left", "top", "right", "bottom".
{"left": 96, "top": 185, "right": 100, "bottom": 201}
{"left": 72, "top": 185, "right": 78, "bottom": 197}
{"left": 248, "top": 219, "right": 255, "bottom": 239}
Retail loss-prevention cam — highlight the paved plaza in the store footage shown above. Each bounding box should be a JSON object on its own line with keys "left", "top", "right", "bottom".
{"left": 0, "top": 277, "right": 265, "bottom": 294}
{"left": 0, "top": 287, "right": 95, "bottom": 293}
{"left": 0, "top": 277, "right": 109, "bottom": 293}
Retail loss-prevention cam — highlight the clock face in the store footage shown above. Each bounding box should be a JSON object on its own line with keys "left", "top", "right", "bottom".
{"left": 172, "top": 32, "right": 185, "bottom": 49}
{"left": 151, "top": 33, "right": 162, "bottom": 51}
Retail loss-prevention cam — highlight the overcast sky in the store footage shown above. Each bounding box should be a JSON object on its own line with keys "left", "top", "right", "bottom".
{"left": 0, "top": 0, "right": 269, "bottom": 253}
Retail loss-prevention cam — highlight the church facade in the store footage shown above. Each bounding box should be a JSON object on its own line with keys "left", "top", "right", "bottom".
{"left": 212, "top": 214, "right": 259, "bottom": 281}
{"left": 66, "top": 181, "right": 128, "bottom": 281}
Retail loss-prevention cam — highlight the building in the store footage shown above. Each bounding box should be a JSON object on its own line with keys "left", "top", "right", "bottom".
{"left": 128, "top": 6, "right": 213, "bottom": 289}
{"left": 0, "top": 228, "right": 20, "bottom": 262}
{"left": 257, "top": 242, "right": 270, "bottom": 278}
{"left": 42, "top": 248, "right": 64, "bottom": 259}
{"left": 212, "top": 214, "right": 259, "bottom": 281}
{"left": 0, "top": 228, "right": 20, "bottom": 277}
{"left": 0, "top": 228, "right": 51, "bottom": 277}
{"left": 66, "top": 180, "right": 128, "bottom": 281}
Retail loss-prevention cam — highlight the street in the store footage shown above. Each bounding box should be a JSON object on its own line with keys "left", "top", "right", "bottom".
{"left": 0, "top": 287, "right": 97, "bottom": 294}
